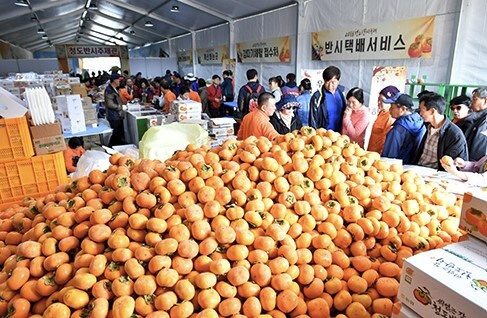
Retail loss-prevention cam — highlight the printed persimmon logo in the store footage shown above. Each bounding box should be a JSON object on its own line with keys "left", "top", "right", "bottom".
{"left": 471, "top": 279, "right": 487, "bottom": 292}
{"left": 413, "top": 286, "right": 432, "bottom": 305}
{"left": 406, "top": 267, "right": 414, "bottom": 275}
{"left": 465, "top": 208, "right": 486, "bottom": 228}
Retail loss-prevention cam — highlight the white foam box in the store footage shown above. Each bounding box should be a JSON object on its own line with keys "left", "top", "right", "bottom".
{"left": 392, "top": 302, "right": 422, "bottom": 318}
{"left": 208, "top": 117, "right": 236, "bottom": 129}
{"left": 170, "top": 100, "right": 202, "bottom": 113}
{"left": 54, "top": 95, "right": 86, "bottom": 133}
{"left": 460, "top": 192, "right": 487, "bottom": 244}
{"left": 398, "top": 248, "right": 487, "bottom": 318}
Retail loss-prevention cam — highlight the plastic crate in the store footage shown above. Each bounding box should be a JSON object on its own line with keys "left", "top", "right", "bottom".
{"left": 0, "top": 152, "right": 68, "bottom": 206}
{"left": 0, "top": 116, "right": 34, "bottom": 163}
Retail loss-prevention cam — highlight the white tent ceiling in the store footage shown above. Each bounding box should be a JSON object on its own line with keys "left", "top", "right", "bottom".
{"left": 1, "top": 0, "right": 297, "bottom": 52}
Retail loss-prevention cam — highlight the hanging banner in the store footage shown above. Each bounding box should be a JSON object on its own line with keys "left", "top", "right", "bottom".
{"left": 65, "top": 45, "right": 122, "bottom": 58}
{"left": 177, "top": 50, "right": 193, "bottom": 65}
{"left": 312, "top": 16, "right": 435, "bottom": 61}
{"left": 237, "top": 36, "right": 290, "bottom": 63}
{"left": 197, "top": 45, "right": 228, "bottom": 64}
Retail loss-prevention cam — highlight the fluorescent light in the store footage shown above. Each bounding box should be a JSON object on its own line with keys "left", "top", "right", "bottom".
{"left": 14, "top": 0, "right": 29, "bottom": 7}
{"left": 88, "top": 3, "right": 98, "bottom": 10}
{"left": 41, "top": 35, "right": 48, "bottom": 40}
{"left": 37, "top": 28, "right": 45, "bottom": 34}
{"left": 145, "top": 21, "right": 153, "bottom": 27}
{"left": 30, "top": 16, "right": 37, "bottom": 22}
{"left": 171, "top": 5, "right": 179, "bottom": 13}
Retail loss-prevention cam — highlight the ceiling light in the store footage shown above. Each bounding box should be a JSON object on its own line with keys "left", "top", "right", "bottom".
{"left": 171, "top": 5, "right": 179, "bottom": 13}
{"left": 37, "top": 28, "right": 45, "bottom": 34}
{"left": 145, "top": 21, "right": 153, "bottom": 27}
{"left": 41, "top": 35, "right": 48, "bottom": 40}
{"left": 79, "top": 30, "right": 84, "bottom": 34}
{"left": 30, "top": 16, "right": 37, "bottom": 22}
{"left": 130, "top": 30, "right": 135, "bottom": 34}
{"left": 88, "top": 3, "right": 98, "bottom": 10}
{"left": 14, "top": 0, "right": 29, "bottom": 7}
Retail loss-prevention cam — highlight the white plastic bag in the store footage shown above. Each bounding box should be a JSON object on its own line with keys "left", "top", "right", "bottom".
{"left": 71, "top": 150, "right": 111, "bottom": 179}
{"left": 139, "top": 123, "right": 208, "bottom": 161}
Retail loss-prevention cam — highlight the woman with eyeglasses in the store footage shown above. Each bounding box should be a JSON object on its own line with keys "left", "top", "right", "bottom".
{"left": 269, "top": 94, "right": 303, "bottom": 134}
{"left": 341, "top": 87, "right": 370, "bottom": 148}
{"left": 449, "top": 95, "right": 472, "bottom": 132}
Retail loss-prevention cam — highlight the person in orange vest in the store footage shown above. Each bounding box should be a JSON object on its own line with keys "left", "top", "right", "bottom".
{"left": 367, "top": 85, "right": 399, "bottom": 154}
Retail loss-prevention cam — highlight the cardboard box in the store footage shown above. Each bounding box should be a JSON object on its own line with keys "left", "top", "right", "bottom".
{"left": 0, "top": 86, "right": 28, "bottom": 118}
{"left": 460, "top": 192, "right": 487, "bottom": 244}
{"left": 442, "top": 236, "right": 487, "bottom": 271}
{"left": 398, "top": 248, "right": 487, "bottom": 318}
{"left": 179, "top": 119, "right": 209, "bottom": 131}
{"left": 54, "top": 95, "right": 86, "bottom": 134}
{"left": 29, "top": 122, "right": 66, "bottom": 155}
{"left": 71, "top": 86, "right": 87, "bottom": 98}
{"left": 209, "top": 126, "right": 235, "bottom": 137}
{"left": 170, "top": 100, "right": 202, "bottom": 113}
{"left": 177, "top": 112, "right": 201, "bottom": 121}
{"left": 392, "top": 302, "right": 422, "bottom": 318}
{"left": 69, "top": 77, "right": 80, "bottom": 84}
{"left": 208, "top": 117, "right": 236, "bottom": 128}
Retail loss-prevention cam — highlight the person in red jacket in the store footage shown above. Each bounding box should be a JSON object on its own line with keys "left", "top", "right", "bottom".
{"left": 207, "top": 75, "right": 223, "bottom": 118}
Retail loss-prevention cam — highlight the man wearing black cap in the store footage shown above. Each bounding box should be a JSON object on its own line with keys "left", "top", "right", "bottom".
{"left": 368, "top": 85, "right": 399, "bottom": 154}
{"left": 382, "top": 93, "right": 426, "bottom": 164}
{"left": 105, "top": 73, "right": 125, "bottom": 146}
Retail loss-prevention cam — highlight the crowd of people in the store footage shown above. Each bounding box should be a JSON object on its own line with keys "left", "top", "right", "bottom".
{"left": 80, "top": 65, "right": 487, "bottom": 186}
{"left": 237, "top": 66, "right": 487, "bottom": 186}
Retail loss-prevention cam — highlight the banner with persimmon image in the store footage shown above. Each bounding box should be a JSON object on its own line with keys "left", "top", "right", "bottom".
{"left": 237, "top": 36, "right": 290, "bottom": 63}
{"left": 312, "top": 16, "right": 435, "bottom": 61}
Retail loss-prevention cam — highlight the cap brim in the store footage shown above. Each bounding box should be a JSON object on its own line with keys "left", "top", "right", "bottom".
{"left": 383, "top": 96, "right": 398, "bottom": 104}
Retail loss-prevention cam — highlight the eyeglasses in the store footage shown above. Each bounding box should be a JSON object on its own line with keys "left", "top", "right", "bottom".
{"left": 282, "top": 105, "right": 299, "bottom": 110}
{"left": 450, "top": 105, "right": 464, "bottom": 111}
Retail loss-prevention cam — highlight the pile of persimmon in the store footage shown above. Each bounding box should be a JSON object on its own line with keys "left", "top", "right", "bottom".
{"left": 0, "top": 127, "right": 463, "bottom": 318}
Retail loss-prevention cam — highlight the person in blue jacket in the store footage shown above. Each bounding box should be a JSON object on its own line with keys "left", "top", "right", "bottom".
{"left": 382, "top": 93, "right": 426, "bottom": 164}
{"left": 308, "top": 66, "right": 347, "bottom": 131}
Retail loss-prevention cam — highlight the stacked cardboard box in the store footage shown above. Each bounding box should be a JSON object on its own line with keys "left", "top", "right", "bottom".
{"left": 207, "top": 117, "right": 236, "bottom": 148}
{"left": 53, "top": 95, "right": 86, "bottom": 134}
{"left": 170, "top": 100, "right": 202, "bottom": 121}
{"left": 81, "top": 97, "right": 98, "bottom": 127}
{"left": 395, "top": 192, "right": 487, "bottom": 318}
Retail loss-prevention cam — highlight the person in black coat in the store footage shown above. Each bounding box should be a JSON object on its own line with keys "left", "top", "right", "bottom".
{"left": 270, "top": 94, "right": 303, "bottom": 134}
{"left": 463, "top": 87, "right": 487, "bottom": 161}
{"left": 412, "top": 92, "right": 468, "bottom": 170}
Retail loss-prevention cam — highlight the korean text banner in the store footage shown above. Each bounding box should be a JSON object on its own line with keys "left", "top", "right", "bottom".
{"left": 197, "top": 45, "right": 228, "bottom": 65}
{"left": 237, "top": 36, "right": 290, "bottom": 63}
{"left": 65, "top": 45, "right": 121, "bottom": 58}
{"left": 311, "top": 16, "right": 435, "bottom": 61}
{"left": 177, "top": 50, "right": 193, "bottom": 65}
